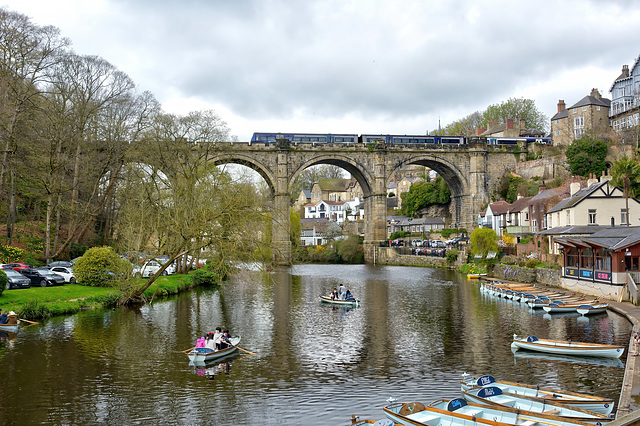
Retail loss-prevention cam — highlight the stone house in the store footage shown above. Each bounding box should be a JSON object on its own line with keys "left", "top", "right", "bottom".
{"left": 304, "top": 200, "right": 350, "bottom": 223}
{"left": 310, "top": 178, "right": 362, "bottom": 204}
{"left": 293, "top": 189, "right": 311, "bottom": 211}
{"left": 550, "top": 89, "right": 611, "bottom": 146}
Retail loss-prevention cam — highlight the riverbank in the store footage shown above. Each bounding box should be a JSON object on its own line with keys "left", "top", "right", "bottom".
{"left": 0, "top": 273, "right": 198, "bottom": 320}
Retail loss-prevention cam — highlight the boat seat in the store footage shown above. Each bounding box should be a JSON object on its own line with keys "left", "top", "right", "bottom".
{"left": 406, "top": 412, "right": 440, "bottom": 423}
{"left": 542, "top": 409, "right": 560, "bottom": 415}
{"left": 491, "top": 396, "right": 516, "bottom": 406}
{"left": 461, "top": 408, "right": 483, "bottom": 417}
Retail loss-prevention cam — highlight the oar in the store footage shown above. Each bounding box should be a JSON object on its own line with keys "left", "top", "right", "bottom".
{"left": 235, "top": 346, "right": 256, "bottom": 355}
{"left": 182, "top": 346, "right": 196, "bottom": 353}
{"left": 19, "top": 318, "right": 39, "bottom": 325}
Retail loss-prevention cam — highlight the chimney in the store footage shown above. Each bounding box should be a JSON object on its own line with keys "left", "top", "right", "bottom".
{"left": 538, "top": 182, "right": 546, "bottom": 193}
{"left": 487, "top": 120, "right": 497, "bottom": 129}
{"left": 557, "top": 100, "right": 566, "bottom": 113}
{"left": 506, "top": 118, "right": 514, "bottom": 129}
{"left": 587, "top": 172, "right": 598, "bottom": 186}
{"left": 590, "top": 88, "right": 601, "bottom": 99}
{"left": 622, "top": 65, "right": 630, "bottom": 78}
{"left": 519, "top": 118, "right": 526, "bottom": 131}
{"left": 476, "top": 126, "right": 486, "bottom": 135}
{"left": 570, "top": 177, "right": 581, "bottom": 196}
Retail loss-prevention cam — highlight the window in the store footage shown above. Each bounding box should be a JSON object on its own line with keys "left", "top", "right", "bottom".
{"left": 582, "top": 106, "right": 587, "bottom": 111}
{"left": 555, "top": 130, "right": 559, "bottom": 136}
{"left": 567, "top": 247, "right": 579, "bottom": 267}
{"left": 574, "top": 115, "right": 585, "bottom": 138}
{"left": 595, "top": 248, "right": 611, "bottom": 271}
{"left": 588, "top": 209, "right": 597, "bottom": 224}
{"left": 573, "top": 108, "right": 577, "bottom": 113}
{"left": 622, "top": 208, "right": 629, "bottom": 225}
{"left": 596, "top": 106, "right": 601, "bottom": 111}
{"left": 566, "top": 210, "right": 570, "bottom": 225}
{"left": 581, "top": 247, "right": 594, "bottom": 269}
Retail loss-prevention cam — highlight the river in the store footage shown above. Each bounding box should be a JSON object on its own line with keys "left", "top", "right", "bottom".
{"left": 0, "top": 264, "right": 632, "bottom": 425}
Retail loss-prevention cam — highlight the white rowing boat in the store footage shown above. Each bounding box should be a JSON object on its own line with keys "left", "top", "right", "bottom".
{"left": 511, "top": 334, "right": 625, "bottom": 358}
{"left": 461, "top": 374, "right": 614, "bottom": 416}
{"left": 383, "top": 398, "right": 605, "bottom": 426}
{"left": 576, "top": 303, "right": 609, "bottom": 316}
{"left": 187, "top": 336, "right": 241, "bottom": 364}
{"left": 0, "top": 323, "right": 20, "bottom": 333}
{"left": 319, "top": 295, "right": 359, "bottom": 306}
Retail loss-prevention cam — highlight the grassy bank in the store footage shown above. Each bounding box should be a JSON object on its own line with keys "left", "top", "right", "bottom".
{"left": 0, "top": 273, "right": 199, "bottom": 320}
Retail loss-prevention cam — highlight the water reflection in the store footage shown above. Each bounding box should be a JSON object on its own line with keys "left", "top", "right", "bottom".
{"left": 0, "top": 264, "right": 633, "bottom": 425}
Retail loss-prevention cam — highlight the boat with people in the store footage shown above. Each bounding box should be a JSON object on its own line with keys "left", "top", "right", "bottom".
{"left": 319, "top": 288, "right": 359, "bottom": 306}
{"left": 383, "top": 398, "right": 606, "bottom": 426}
{"left": 460, "top": 374, "right": 615, "bottom": 415}
{"left": 461, "top": 386, "right": 611, "bottom": 423}
{"left": 187, "top": 336, "right": 241, "bottom": 365}
{"left": 0, "top": 310, "right": 19, "bottom": 333}
{"left": 0, "top": 323, "right": 19, "bottom": 333}
{"left": 511, "top": 334, "right": 625, "bottom": 358}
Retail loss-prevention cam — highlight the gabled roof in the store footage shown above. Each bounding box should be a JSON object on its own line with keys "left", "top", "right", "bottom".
{"left": 530, "top": 185, "right": 570, "bottom": 203}
{"left": 581, "top": 226, "right": 640, "bottom": 251}
{"left": 567, "top": 95, "right": 610, "bottom": 110}
{"left": 302, "top": 189, "right": 311, "bottom": 199}
{"left": 538, "top": 225, "right": 604, "bottom": 236}
{"left": 547, "top": 180, "right": 621, "bottom": 214}
{"left": 487, "top": 201, "right": 510, "bottom": 215}
{"left": 508, "top": 196, "right": 533, "bottom": 213}
{"left": 551, "top": 109, "right": 569, "bottom": 121}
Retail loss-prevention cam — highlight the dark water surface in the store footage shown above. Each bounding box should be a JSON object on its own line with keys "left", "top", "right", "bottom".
{"left": 0, "top": 264, "right": 632, "bottom": 425}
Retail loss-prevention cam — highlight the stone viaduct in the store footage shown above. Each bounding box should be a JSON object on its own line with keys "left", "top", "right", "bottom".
{"left": 209, "top": 138, "right": 526, "bottom": 265}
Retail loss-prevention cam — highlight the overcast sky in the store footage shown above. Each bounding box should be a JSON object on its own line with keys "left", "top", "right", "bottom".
{"left": 3, "top": 0, "right": 640, "bottom": 141}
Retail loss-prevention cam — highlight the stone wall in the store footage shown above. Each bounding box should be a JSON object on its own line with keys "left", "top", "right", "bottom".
{"left": 492, "top": 264, "right": 562, "bottom": 286}
{"left": 535, "top": 267, "right": 562, "bottom": 286}
{"left": 374, "top": 247, "right": 448, "bottom": 267}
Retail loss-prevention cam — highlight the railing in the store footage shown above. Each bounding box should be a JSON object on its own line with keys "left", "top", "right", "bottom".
{"left": 628, "top": 272, "right": 640, "bottom": 305}
{"left": 506, "top": 225, "right": 532, "bottom": 234}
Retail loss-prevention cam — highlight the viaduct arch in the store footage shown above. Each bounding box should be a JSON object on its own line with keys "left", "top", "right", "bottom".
{"left": 208, "top": 140, "right": 525, "bottom": 265}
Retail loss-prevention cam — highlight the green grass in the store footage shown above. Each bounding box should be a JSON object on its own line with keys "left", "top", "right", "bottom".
{"left": 0, "top": 273, "right": 204, "bottom": 320}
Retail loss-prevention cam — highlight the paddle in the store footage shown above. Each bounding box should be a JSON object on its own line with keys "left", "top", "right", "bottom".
{"left": 19, "top": 318, "right": 39, "bottom": 325}
{"left": 235, "top": 346, "right": 256, "bottom": 355}
{"left": 182, "top": 346, "right": 196, "bottom": 353}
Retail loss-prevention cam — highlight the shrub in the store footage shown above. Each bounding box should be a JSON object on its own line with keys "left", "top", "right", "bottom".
{"left": 0, "top": 269, "right": 6, "bottom": 295}
{"left": 446, "top": 248, "right": 459, "bottom": 265}
{"left": 389, "top": 231, "right": 409, "bottom": 240}
{"left": 525, "top": 258, "right": 539, "bottom": 269}
{"left": 74, "top": 246, "right": 131, "bottom": 287}
{"left": 192, "top": 266, "right": 221, "bottom": 286}
{"left": 0, "top": 245, "right": 25, "bottom": 263}
{"left": 336, "top": 235, "right": 364, "bottom": 263}
{"left": 500, "top": 255, "right": 518, "bottom": 265}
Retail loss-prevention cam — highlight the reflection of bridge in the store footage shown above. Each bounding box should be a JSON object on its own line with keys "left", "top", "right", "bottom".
{"left": 211, "top": 139, "right": 524, "bottom": 264}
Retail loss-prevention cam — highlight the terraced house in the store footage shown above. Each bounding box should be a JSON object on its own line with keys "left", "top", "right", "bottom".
{"left": 609, "top": 53, "right": 640, "bottom": 145}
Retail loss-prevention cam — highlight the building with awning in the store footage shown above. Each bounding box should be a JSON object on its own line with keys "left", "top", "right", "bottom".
{"left": 554, "top": 226, "right": 640, "bottom": 300}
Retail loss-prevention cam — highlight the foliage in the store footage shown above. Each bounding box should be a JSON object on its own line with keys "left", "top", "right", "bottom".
{"left": 440, "top": 228, "right": 466, "bottom": 239}
{"left": 290, "top": 208, "right": 301, "bottom": 249}
{"left": 500, "top": 255, "right": 518, "bottom": 265}
{"left": 525, "top": 258, "right": 539, "bottom": 269}
{"left": 74, "top": 246, "right": 131, "bottom": 287}
{"left": 0, "top": 269, "right": 6, "bottom": 295}
{"left": 192, "top": 266, "right": 221, "bottom": 286}
{"left": 446, "top": 248, "right": 459, "bottom": 265}
{"left": 502, "top": 234, "right": 515, "bottom": 247}
{"left": 469, "top": 228, "right": 499, "bottom": 258}
{"left": 336, "top": 235, "right": 364, "bottom": 263}
{"left": 457, "top": 263, "right": 487, "bottom": 275}
{"left": 610, "top": 155, "right": 640, "bottom": 199}
{"left": 443, "top": 97, "right": 548, "bottom": 135}
{"left": 400, "top": 176, "right": 451, "bottom": 216}
{"left": 498, "top": 173, "right": 539, "bottom": 203}
{"left": 389, "top": 231, "right": 409, "bottom": 240}
{"left": 69, "top": 242, "right": 88, "bottom": 260}
{"left": 565, "top": 137, "right": 608, "bottom": 177}
{"left": 519, "top": 237, "right": 531, "bottom": 244}
{"left": 0, "top": 245, "right": 25, "bottom": 263}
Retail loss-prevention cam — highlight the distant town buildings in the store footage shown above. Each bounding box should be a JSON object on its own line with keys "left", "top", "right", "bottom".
{"left": 550, "top": 89, "right": 611, "bottom": 146}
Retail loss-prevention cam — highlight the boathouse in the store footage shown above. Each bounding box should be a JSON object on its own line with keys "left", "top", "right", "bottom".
{"left": 555, "top": 226, "right": 640, "bottom": 300}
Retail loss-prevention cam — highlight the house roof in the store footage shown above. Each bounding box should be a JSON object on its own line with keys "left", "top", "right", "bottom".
{"left": 316, "top": 178, "right": 349, "bottom": 192}
{"left": 488, "top": 201, "right": 510, "bottom": 215}
{"left": 302, "top": 189, "right": 311, "bottom": 199}
{"left": 578, "top": 226, "right": 640, "bottom": 251}
{"left": 305, "top": 200, "right": 347, "bottom": 207}
{"left": 508, "top": 196, "right": 533, "bottom": 212}
{"left": 567, "top": 95, "right": 611, "bottom": 110}
{"left": 530, "top": 185, "right": 570, "bottom": 203}
{"left": 551, "top": 109, "right": 569, "bottom": 121}
{"left": 538, "top": 225, "right": 604, "bottom": 236}
{"left": 547, "top": 180, "right": 613, "bottom": 214}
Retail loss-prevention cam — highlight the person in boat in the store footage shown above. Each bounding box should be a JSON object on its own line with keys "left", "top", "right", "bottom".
{"left": 195, "top": 336, "right": 206, "bottom": 348}
{"left": 338, "top": 284, "right": 346, "bottom": 299}
{"left": 219, "top": 330, "right": 232, "bottom": 350}
{"left": 344, "top": 289, "right": 354, "bottom": 301}
{"left": 209, "top": 327, "right": 222, "bottom": 350}
{"left": 0, "top": 310, "right": 6, "bottom": 324}
{"left": 331, "top": 288, "right": 338, "bottom": 300}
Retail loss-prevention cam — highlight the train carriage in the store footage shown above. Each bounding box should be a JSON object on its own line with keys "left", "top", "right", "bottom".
{"left": 251, "top": 132, "right": 358, "bottom": 145}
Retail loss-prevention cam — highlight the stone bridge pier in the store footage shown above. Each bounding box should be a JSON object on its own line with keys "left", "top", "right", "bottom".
{"left": 210, "top": 140, "right": 523, "bottom": 265}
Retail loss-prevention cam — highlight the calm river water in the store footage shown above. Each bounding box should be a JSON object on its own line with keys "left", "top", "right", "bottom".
{"left": 0, "top": 264, "right": 632, "bottom": 425}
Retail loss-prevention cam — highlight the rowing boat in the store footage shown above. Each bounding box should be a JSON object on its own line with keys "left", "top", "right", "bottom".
{"left": 576, "top": 303, "right": 609, "bottom": 316}
{"left": 461, "top": 374, "right": 614, "bottom": 416}
{"left": 511, "top": 334, "right": 625, "bottom": 358}
{"left": 383, "top": 398, "right": 604, "bottom": 426}
{"left": 512, "top": 349, "right": 625, "bottom": 369}
{"left": 0, "top": 323, "right": 19, "bottom": 333}
{"left": 319, "top": 295, "right": 359, "bottom": 306}
{"left": 187, "top": 336, "right": 241, "bottom": 364}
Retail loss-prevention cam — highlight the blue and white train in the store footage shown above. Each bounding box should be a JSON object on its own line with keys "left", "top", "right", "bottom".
{"left": 250, "top": 132, "right": 551, "bottom": 146}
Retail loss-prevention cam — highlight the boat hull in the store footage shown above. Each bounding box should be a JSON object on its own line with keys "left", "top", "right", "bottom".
{"left": 319, "top": 295, "right": 359, "bottom": 306}
{"left": 187, "top": 336, "right": 241, "bottom": 365}
{"left": 0, "top": 323, "right": 19, "bottom": 333}
{"left": 511, "top": 335, "right": 625, "bottom": 358}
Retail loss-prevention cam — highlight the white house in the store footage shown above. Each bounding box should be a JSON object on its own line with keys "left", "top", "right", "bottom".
{"left": 304, "top": 200, "right": 349, "bottom": 223}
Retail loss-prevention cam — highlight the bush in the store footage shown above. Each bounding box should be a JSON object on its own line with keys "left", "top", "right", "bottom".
{"left": 525, "top": 258, "right": 539, "bottom": 269}
{"left": 336, "top": 235, "right": 364, "bottom": 263}
{"left": 389, "top": 231, "right": 409, "bottom": 240}
{"left": 0, "top": 245, "right": 25, "bottom": 263}
{"left": 501, "top": 255, "right": 518, "bottom": 265}
{"left": 0, "top": 269, "right": 6, "bottom": 295}
{"left": 192, "top": 266, "right": 221, "bottom": 286}
{"left": 446, "top": 248, "right": 459, "bottom": 265}
{"left": 74, "top": 246, "right": 131, "bottom": 287}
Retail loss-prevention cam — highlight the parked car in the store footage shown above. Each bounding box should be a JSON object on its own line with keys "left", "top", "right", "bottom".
{"left": 3, "top": 269, "right": 31, "bottom": 289}
{"left": 50, "top": 266, "right": 76, "bottom": 284}
{"left": 154, "top": 256, "right": 177, "bottom": 275}
{"left": 47, "top": 261, "right": 74, "bottom": 269}
{"left": 132, "top": 260, "right": 168, "bottom": 278}
{"left": 430, "top": 240, "right": 446, "bottom": 248}
{"left": 1, "top": 262, "right": 32, "bottom": 272}
{"left": 19, "top": 267, "right": 65, "bottom": 287}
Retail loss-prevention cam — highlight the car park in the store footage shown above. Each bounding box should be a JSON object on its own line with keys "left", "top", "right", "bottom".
{"left": 3, "top": 269, "right": 31, "bottom": 289}
{"left": 19, "top": 267, "right": 65, "bottom": 287}
{"left": 430, "top": 240, "right": 446, "bottom": 248}
{"left": 50, "top": 266, "right": 76, "bottom": 284}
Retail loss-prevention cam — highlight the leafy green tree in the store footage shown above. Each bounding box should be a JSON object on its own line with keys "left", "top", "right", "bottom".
{"left": 483, "top": 97, "right": 548, "bottom": 133}
{"left": 74, "top": 246, "right": 131, "bottom": 287}
{"left": 400, "top": 176, "right": 451, "bottom": 216}
{"left": 565, "top": 137, "right": 608, "bottom": 177}
{"left": 336, "top": 234, "right": 364, "bottom": 263}
{"left": 0, "top": 269, "right": 6, "bottom": 294}
{"left": 470, "top": 228, "right": 499, "bottom": 258}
